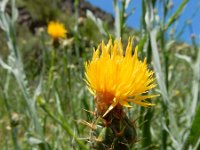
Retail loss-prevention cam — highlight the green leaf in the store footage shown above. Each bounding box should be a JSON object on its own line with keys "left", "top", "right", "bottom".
{"left": 28, "top": 137, "right": 43, "bottom": 145}
{"left": 0, "top": 0, "right": 8, "bottom": 12}
{"left": 184, "top": 104, "right": 200, "bottom": 149}
{"left": 114, "top": 0, "right": 121, "bottom": 38}
{"left": 86, "top": 10, "right": 106, "bottom": 35}
{"left": 166, "top": 0, "right": 189, "bottom": 29}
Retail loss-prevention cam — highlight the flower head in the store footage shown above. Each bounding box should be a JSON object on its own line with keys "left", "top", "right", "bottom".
{"left": 47, "top": 21, "right": 67, "bottom": 39}
{"left": 85, "top": 38, "right": 158, "bottom": 117}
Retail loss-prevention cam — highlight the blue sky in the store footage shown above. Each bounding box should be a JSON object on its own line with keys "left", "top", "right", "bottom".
{"left": 86, "top": 0, "right": 200, "bottom": 44}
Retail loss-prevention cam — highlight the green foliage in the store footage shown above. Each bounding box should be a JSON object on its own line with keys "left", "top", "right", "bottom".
{"left": 18, "top": 0, "right": 61, "bottom": 21}
{"left": 184, "top": 104, "right": 200, "bottom": 149}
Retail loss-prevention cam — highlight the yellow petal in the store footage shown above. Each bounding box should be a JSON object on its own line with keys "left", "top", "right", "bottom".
{"left": 119, "top": 100, "right": 132, "bottom": 108}
{"left": 127, "top": 94, "right": 159, "bottom": 107}
{"left": 84, "top": 37, "right": 158, "bottom": 114}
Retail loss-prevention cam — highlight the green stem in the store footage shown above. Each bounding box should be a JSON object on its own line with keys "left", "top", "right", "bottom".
{"left": 41, "top": 105, "right": 88, "bottom": 150}
{"left": 1, "top": 75, "right": 20, "bottom": 150}
{"left": 160, "top": 18, "right": 169, "bottom": 150}
{"left": 141, "top": 0, "right": 146, "bottom": 30}
{"left": 120, "top": 0, "right": 126, "bottom": 38}
{"left": 142, "top": 109, "right": 154, "bottom": 148}
{"left": 141, "top": 37, "right": 153, "bottom": 148}
{"left": 48, "top": 49, "right": 56, "bottom": 86}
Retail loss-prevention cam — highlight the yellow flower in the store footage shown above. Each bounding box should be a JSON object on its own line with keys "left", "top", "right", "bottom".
{"left": 47, "top": 21, "right": 67, "bottom": 39}
{"left": 85, "top": 38, "right": 158, "bottom": 117}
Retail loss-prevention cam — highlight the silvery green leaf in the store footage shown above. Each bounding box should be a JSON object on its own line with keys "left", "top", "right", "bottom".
{"left": 0, "top": 12, "right": 9, "bottom": 31}
{"left": 0, "top": 57, "right": 13, "bottom": 72}
{"left": 145, "top": 2, "right": 180, "bottom": 145}
{"left": 28, "top": 137, "right": 43, "bottom": 145}
{"left": 0, "top": 0, "right": 9, "bottom": 12}
{"left": 86, "top": 10, "right": 106, "bottom": 35}
{"left": 145, "top": 1, "right": 154, "bottom": 30}
{"left": 166, "top": 40, "right": 175, "bottom": 50}
{"left": 11, "top": 0, "right": 18, "bottom": 22}
{"left": 175, "top": 53, "right": 192, "bottom": 64}
{"left": 194, "top": 137, "right": 200, "bottom": 150}
{"left": 114, "top": 0, "right": 121, "bottom": 38}
{"left": 125, "top": 0, "right": 132, "bottom": 9}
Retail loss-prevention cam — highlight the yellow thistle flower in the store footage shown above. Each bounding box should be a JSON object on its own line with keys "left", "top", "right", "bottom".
{"left": 47, "top": 21, "right": 67, "bottom": 39}
{"left": 85, "top": 38, "right": 158, "bottom": 117}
